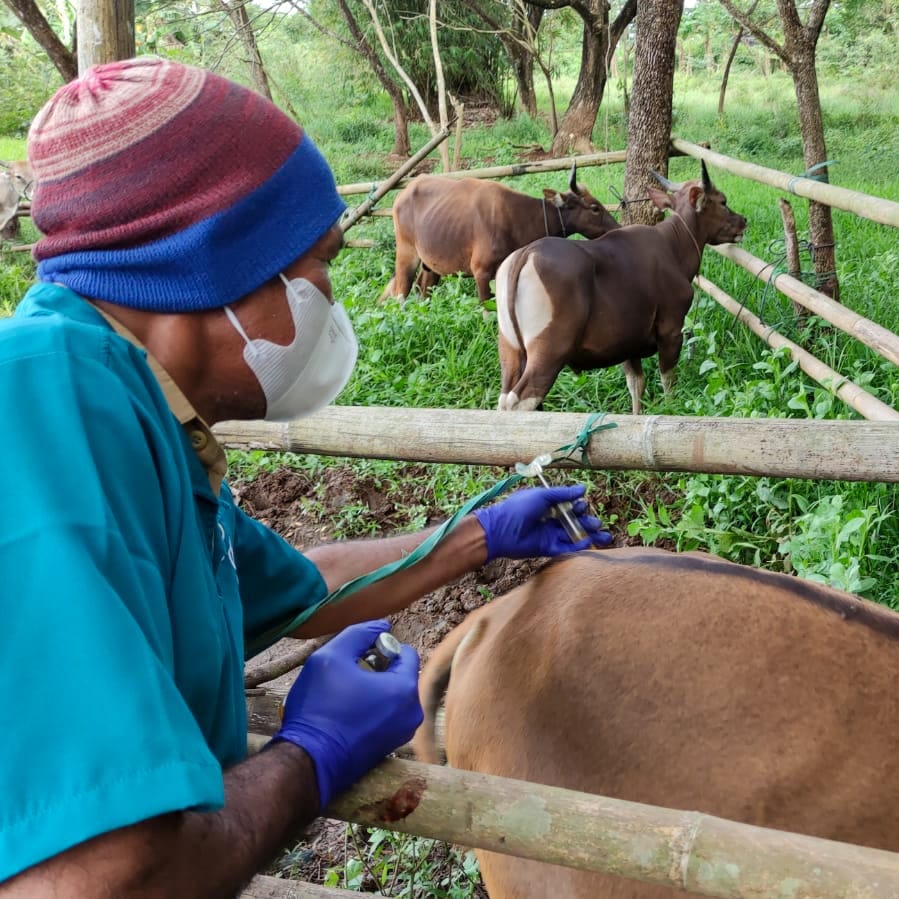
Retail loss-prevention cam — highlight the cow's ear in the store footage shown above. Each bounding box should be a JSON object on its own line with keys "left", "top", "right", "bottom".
{"left": 648, "top": 188, "right": 672, "bottom": 211}
{"left": 543, "top": 188, "right": 565, "bottom": 208}
{"left": 689, "top": 185, "right": 707, "bottom": 213}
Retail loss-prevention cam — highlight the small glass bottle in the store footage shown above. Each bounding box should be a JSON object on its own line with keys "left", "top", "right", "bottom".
{"left": 358, "top": 631, "right": 402, "bottom": 672}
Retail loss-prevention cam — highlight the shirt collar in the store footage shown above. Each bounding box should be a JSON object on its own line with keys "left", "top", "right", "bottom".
{"left": 89, "top": 300, "right": 228, "bottom": 497}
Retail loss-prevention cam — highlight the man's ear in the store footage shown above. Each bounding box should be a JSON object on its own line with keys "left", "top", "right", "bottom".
{"left": 688, "top": 185, "right": 707, "bottom": 213}
{"left": 648, "top": 188, "right": 672, "bottom": 211}
{"left": 543, "top": 188, "right": 565, "bottom": 208}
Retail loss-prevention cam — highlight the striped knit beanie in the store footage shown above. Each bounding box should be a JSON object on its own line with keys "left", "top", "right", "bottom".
{"left": 27, "top": 57, "right": 346, "bottom": 312}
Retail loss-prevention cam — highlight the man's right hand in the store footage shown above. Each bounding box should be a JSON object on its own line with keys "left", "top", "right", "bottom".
{"left": 270, "top": 619, "right": 423, "bottom": 810}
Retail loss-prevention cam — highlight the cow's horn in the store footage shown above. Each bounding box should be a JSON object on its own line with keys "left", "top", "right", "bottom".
{"left": 649, "top": 169, "right": 681, "bottom": 192}
{"left": 701, "top": 159, "right": 712, "bottom": 190}
{"left": 569, "top": 161, "right": 581, "bottom": 194}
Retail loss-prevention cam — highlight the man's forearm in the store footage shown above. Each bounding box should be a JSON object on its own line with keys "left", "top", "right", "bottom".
{"left": 0, "top": 742, "right": 319, "bottom": 899}
{"left": 296, "top": 515, "right": 488, "bottom": 636}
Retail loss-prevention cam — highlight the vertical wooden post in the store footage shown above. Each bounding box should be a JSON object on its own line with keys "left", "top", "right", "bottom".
{"left": 77, "top": 0, "right": 135, "bottom": 74}
{"left": 778, "top": 197, "right": 807, "bottom": 324}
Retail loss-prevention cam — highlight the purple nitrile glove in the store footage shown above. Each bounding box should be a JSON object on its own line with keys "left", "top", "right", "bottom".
{"left": 473, "top": 485, "right": 613, "bottom": 562}
{"left": 270, "top": 619, "right": 423, "bottom": 811}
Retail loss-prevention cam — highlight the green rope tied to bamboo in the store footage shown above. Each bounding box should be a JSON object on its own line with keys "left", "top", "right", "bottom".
{"left": 786, "top": 159, "right": 837, "bottom": 194}
{"left": 245, "top": 413, "right": 618, "bottom": 657}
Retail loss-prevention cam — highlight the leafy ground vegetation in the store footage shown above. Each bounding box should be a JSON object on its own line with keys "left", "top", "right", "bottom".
{"left": 1, "top": 5, "right": 898, "bottom": 893}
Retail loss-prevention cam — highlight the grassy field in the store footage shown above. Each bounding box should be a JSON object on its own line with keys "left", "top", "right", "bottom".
{"left": 1, "top": 68, "right": 897, "bottom": 606}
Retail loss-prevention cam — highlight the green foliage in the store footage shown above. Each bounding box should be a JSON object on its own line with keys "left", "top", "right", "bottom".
{"left": 321, "top": 825, "right": 482, "bottom": 897}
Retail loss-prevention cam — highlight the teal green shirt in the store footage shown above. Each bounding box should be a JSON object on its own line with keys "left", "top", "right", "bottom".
{"left": 0, "top": 283, "right": 328, "bottom": 882}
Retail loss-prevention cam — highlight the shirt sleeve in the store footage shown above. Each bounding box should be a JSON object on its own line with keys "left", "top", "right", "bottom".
{"left": 229, "top": 498, "right": 328, "bottom": 660}
{"left": 0, "top": 344, "right": 224, "bottom": 882}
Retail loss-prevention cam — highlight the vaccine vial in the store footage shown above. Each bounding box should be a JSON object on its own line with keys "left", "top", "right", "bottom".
{"left": 359, "top": 631, "right": 402, "bottom": 672}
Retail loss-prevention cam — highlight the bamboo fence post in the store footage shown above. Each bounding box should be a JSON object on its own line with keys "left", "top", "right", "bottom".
{"left": 212, "top": 411, "right": 899, "bottom": 483}
{"left": 710, "top": 243, "right": 899, "bottom": 367}
{"left": 339, "top": 127, "right": 451, "bottom": 232}
{"left": 695, "top": 275, "right": 899, "bottom": 421}
{"left": 321, "top": 758, "right": 899, "bottom": 899}
{"left": 778, "top": 197, "right": 806, "bottom": 322}
{"left": 672, "top": 137, "right": 899, "bottom": 229}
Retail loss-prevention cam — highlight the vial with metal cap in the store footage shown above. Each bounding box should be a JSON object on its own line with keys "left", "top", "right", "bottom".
{"left": 358, "top": 631, "right": 402, "bottom": 672}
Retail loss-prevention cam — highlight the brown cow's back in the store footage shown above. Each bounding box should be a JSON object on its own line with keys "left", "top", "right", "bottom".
{"left": 415, "top": 548, "right": 899, "bottom": 898}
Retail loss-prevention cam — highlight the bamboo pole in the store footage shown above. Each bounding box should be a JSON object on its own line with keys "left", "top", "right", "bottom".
{"left": 241, "top": 875, "right": 359, "bottom": 898}
{"left": 340, "top": 127, "right": 451, "bottom": 232}
{"left": 322, "top": 758, "right": 899, "bottom": 899}
{"left": 337, "top": 148, "right": 629, "bottom": 196}
{"left": 213, "top": 409, "right": 899, "bottom": 483}
{"left": 672, "top": 137, "right": 899, "bottom": 229}
{"left": 710, "top": 243, "right": 899, "bottom": 367}
{"left": 695, "top": 276, "right": 899, "bottom": 422}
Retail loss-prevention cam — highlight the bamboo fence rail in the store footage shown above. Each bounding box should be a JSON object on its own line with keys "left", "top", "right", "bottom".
{"left": 710, "top": 243, "right": 899, "bottom": 367}
{"left": 213, "top": 408, "right": 899, "bottom": 483}
{"left": 304, "top": 758, "right": 899, "bottom": 899}
{"left": 672, "top": 137, "right": 899, "bottom": 229}
{"left": 337, "top": 148, "right": 630, "bottom": 197}
{"left": 695, "top": 276, "right": 899, "bottom": 421}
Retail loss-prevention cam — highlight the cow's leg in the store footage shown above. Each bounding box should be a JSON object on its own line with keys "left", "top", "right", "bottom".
{"left": 497, "top": 333, "right": 525, "bottom": 411}
{"left": 622, "top": 358, "right": 646, "bottom": 415}
{"left": 391, "top": 236, "right": 421, "bottom": 302}
{"left": 505, "top": 358, "right": 563, "bottom": 412}
{"left": 658, "top": 331, "right": 685, "bottom": 398}
{"left": 415, "top": 267, "right": 440, "bottom": 300}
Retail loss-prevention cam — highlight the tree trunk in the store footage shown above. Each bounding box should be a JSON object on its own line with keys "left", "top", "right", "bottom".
{"left": 718, "top": 24, "right": 745, "bottom": 116}
{"left": 782, "top": 20, "right": 839, "bottom": 299}
{"left": 508, "top": 40, "right": 538, "bottom": 117}
{"left": 550, "top": 0, "right": 637, "bottom": 156}
{"left": 221, "top": 0, "right": 272, "bottom": 100}
{"left": 623, "top": 0, "right": 684, "bottom": 225}
{"left": 336, "top": 0, "right": 410, "bottom": 156}
{"left": 76, "top": 0, "right": 134, "bottom": 73}
{"left": 4, "top": 0, "right": 77, "bottom": 81}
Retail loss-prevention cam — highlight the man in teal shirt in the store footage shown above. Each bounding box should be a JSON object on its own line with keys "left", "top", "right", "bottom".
{"left": 1, "top": 58, "right": 611, "bottom": 897}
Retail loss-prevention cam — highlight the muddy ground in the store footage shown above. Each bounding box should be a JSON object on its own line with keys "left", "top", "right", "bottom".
{"left": 236, "top": 463, "right": 668, "bottom": 893}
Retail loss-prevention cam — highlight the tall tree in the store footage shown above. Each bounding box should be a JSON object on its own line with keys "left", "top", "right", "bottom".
{"left": 528, "top": 0, "right": 636, "bottom": 156}
{"left": 219, "top": 0, "right": 272, "bottom": 100}
{"left": 623, "top": 0, "right": 683, "bottom": 225}
{"left": 718, "top": 0, "right": 839, "bottom": 300}
{"left": 3, "top": 0, "right": 76, "bottom": 81}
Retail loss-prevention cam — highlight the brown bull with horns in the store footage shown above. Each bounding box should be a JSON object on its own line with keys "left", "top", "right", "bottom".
{"left": 495, "top": 162, "right": 747, "bottom": 413}
{"left": 380, "top": 163, "right": 619, "bottom": 306}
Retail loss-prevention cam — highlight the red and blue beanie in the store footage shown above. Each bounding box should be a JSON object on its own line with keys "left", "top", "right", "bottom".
{"left": 27, "top": 57, "right": 346, "bottom": 312}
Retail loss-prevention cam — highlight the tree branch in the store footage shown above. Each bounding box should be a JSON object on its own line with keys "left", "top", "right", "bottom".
{"left": 718, "top": 0, "right": 788, "bottom": 64}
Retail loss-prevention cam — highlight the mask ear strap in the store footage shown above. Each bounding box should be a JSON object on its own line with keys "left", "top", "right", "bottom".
{"left": 224, "top": 305, "right": 252, "bottom": 346}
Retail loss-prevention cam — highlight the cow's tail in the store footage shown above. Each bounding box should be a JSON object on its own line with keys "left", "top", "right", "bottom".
{"left": 496, "top": 247, "right": 533, "bottom": 353}
{"left": 412, "top": 612, "right": 490, "bottom": 764}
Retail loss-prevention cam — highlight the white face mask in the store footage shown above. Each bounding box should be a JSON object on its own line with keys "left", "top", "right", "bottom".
{"left": 224, "top": 275, "right": 358, "bottom": 422}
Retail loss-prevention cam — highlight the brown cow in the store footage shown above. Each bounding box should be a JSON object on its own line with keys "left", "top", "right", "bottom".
{"left": 414, "top": 548, "right": 899, "bottom": 898}
{"left": 380, "top": 164, "right": 619, "bottom": 306}
{"left": 495, "top": 162, "right": 746, "bottom": 414}
{"left": 0, "top": 160, "right": 34, "bottom": 240}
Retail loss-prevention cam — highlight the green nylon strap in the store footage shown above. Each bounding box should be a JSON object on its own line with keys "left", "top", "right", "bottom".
{"left": 245, "top": 413, "right": 618, "bottom": 658}
{"left": 786, "top": 159, "right": 837, "bottom": 193}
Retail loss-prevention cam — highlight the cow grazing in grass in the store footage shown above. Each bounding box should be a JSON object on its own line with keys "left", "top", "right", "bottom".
{"left": 0, "top": 160, "right": 34, "bottom": 240}
{"left": 380, "top": 163, "right": 619, "bottom": 306}
{"left": 495, "top": 162, "right": 747, "bottom": 414}
{"left": 414, "top": 548, "right": 899, "bottom": 899}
